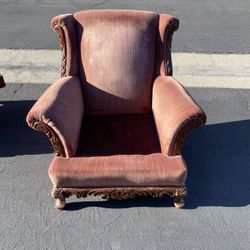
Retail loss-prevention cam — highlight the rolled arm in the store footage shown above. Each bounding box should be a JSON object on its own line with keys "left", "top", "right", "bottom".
{"left": 26, "top": 76, "right": 84, "bottom": 158}
{"left": 152, "top": 76, "right": 206, "bottom": 156}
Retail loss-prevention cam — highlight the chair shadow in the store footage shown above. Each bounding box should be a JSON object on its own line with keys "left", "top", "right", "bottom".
{"left": 0, "top": 100, "right": 52, "bottom": 156}
{"left": 65, "top": 120, "right": 250, "bottom": 210}
{"left": 183, "top": 120, "right": 250, "bottom": 208}
{"left": 64, "top": 197, "right": 173, "bottom": 211}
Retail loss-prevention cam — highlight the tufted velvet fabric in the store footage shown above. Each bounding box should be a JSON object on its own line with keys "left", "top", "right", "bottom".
{"left": 74, "top": 10, "right": 159, "bottom": 114}
{"left": 49, "top": 154, "right": 187, "bottom": 188}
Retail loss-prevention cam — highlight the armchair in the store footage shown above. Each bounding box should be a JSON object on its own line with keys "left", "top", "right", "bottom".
{"left": 26, "top": 9, "right": 206, "bottom": 209}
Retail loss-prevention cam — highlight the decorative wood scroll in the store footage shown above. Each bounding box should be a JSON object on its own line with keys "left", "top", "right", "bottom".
{"left": 164, "top": 18, "right": 179, "bottom": 76}
{"left": 171, "top": 117, "right": 205, "bottom": 156}
{"left": 31, "top": 120, "right": 66, "bottom": 157}
{"left": 53, "top": 23, "right": 67, "bottom": 77}
{"left": 51, "top": 186, "right": 187, "bottom": 200}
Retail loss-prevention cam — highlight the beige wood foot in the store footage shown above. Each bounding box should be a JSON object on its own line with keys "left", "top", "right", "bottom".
{"left": 174, "top": 196, "right": 185, "bottom": 208}
{"left": 54, "top": 197, "right": 66, "bottom": 210}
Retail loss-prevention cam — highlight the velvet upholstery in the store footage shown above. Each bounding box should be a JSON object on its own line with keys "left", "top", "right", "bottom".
{"left": 49, "top": 154, "right": 187, "bottom": 188}
{"left": 152, "top": 76, "right": 206, "bottom": 155}
{"left": 77, "top": 114, "right": 161, "bottom": 156}
{"left": 26, "top": 76, "right": 84, "bottom": 157}
{"left": 74, "top": 10, "right": 159, "bottom": 114}
{"left": 26, "top": 9, "right": 206, "bottom": 208}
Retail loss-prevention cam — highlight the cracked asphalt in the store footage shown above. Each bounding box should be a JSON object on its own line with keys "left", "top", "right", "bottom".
{"left": 1, "top": 83, "right": 250, "bottom": 250}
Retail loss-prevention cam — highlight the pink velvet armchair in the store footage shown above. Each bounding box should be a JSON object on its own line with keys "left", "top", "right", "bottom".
{"left": 26, "top": 9, "right": 206, "bottom": 209}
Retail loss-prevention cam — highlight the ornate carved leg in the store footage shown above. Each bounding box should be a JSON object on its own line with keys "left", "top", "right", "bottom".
{"left": 51, "top": 187, "right": 66, "bottom": 210}
{"left": 174, "top": 196, "right": 185, "bottom": 208}
{"left": 54, "top": 197, "right": 66, "bottom": 209}
{"left": 173, "top": 187, "right": 187, "bottom": 208}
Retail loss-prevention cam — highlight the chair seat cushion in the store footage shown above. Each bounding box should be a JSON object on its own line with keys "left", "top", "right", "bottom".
{"left": 48, "top": 154, "right": 187, "bottom": 188}
{"left": 77, "top": 114, "right": 161, "bottom": 156}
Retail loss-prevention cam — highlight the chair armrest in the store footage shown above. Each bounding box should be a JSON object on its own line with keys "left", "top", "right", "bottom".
{"left": 152, "top": 76, "right": 206, "bottom": 156}
{"left": 26, "top": 76, "right": 84, "bottom": 158}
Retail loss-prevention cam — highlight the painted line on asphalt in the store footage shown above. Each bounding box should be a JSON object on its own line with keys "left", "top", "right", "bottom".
{"left": 172, "top": 53, "right": 250, "bottom": 89}
{"left": 1, "top": 49, "right": 250, "bottom": 88}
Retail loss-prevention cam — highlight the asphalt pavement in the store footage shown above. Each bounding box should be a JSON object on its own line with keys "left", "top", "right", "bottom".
{"left": 0, "top": 1, "right": 250, "bottom": 250}
{"left": 0, "top": 0, "right": 250, "bottom": 53}
{"left": 1, "top": 83, "right": 250, "bottom": 249}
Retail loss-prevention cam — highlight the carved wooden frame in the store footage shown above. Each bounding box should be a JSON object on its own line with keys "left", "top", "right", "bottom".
{"left": 52, "top": 22, "right": 67, "bottom": 77}
{"left": 164, "top": 18, "right": 179, "bottom": 76}
{"left": 51, "top": 186, "right": 187, "bottom": 209}
{"left": 30, "top": 120, "right": 66, "bottom": 157}
{"left": 171, "top": 117, "right": 206, "bottom": 156}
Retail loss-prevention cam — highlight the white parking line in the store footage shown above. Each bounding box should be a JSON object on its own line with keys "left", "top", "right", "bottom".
{"left": 0, "top": 49, "right": 61, "bottom": 84}
{"left": 172, "top": 53, "right": 250, "bottom": 89}
{"left": 1, "top": 49, "right": 250, "bottom": 88}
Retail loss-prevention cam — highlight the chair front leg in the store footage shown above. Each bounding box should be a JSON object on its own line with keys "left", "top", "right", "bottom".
{"left": 51, "top": 187, "right": 66, "bottom": 210}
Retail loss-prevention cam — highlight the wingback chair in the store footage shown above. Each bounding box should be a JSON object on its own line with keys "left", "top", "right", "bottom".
{"left": 0, "top": 74, "right": 5, "bottom": 88}
{"left": 26, "top": 9, "right": 206, "bottom": 209}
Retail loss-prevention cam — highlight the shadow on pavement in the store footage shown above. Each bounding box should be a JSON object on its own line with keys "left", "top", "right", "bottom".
{"left": 65, "top": 120, "right": 250, "bottom": 210}
{"left": 0, "top": 100, "right": 52, "bottom": 156}
{"left": 184, "top": 120, "right": 250, "bottom": 208}
{"left": 64, "top": 197, "right": 173, "bottom": 211}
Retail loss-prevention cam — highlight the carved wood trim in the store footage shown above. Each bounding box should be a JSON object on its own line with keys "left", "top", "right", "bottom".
{"left": 164, "top": 18, "right": 179, "bottom": 76}
{"left": 171, "top": 117, "right": 205, "bottom": 156}
{"left": 30, "top": 120, "right": 66, "bottom": 157}
{"left": 53, "top": 23, "right": 67, "bottom": 77}
{"left": 51, "top": 186, "right": 187, "bottom": 200}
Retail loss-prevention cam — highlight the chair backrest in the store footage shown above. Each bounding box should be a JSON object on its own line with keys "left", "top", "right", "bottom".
{"left": 74, "top": 10, "right": 157, "bottom": 115}
{"left": 68, "top": 10, "right": 178, "bottom": 115}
